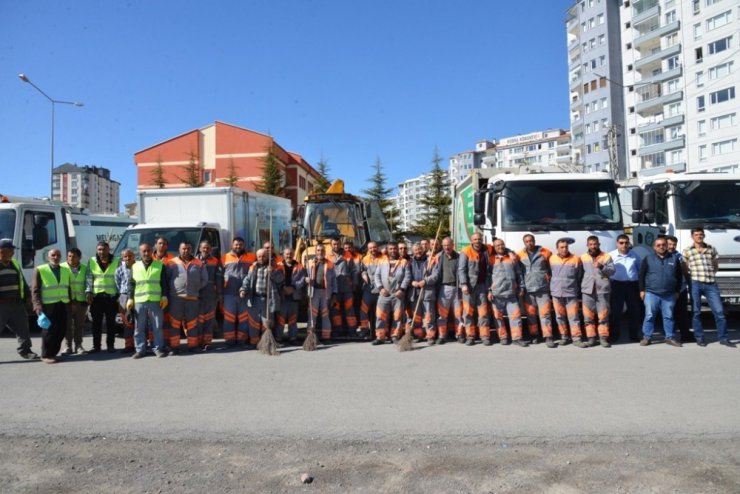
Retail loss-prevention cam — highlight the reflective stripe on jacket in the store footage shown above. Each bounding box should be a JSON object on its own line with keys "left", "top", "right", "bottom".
{"left": 132, "top": 260, "right": 164, "bottom": 303}
{"left": 88, "top": 257, "right": 120, "bottom": 295}
{"left": 61, "top": 262, "right": 87, "bottom": 302}
{"left": 38, "top": 264, "right": 71, "bottom": 304}
{"left": 549, "top": 254, "right": 583, "bottom": 298}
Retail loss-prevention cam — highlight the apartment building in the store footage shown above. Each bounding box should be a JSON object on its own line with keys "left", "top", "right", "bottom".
{"left": 52, "top": 164, "right": 121, "bottom": 213}
{"left": 621, "top": 0, "right": 739, "bottom": 176}
{"left": 493, "top": 129, "right": 574, "bottom": 169}
{"left": 566, "top": 0, "right": 629, "bottom": 177}
{"left": 393, "top": 171, "right": 450, "bottom": 232}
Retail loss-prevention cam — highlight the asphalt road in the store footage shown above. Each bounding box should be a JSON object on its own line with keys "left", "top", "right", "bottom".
{"left": 1, "top": 319, "right": 739, "bottom": 493}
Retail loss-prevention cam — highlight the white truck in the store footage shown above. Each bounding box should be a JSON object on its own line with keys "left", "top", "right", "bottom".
{"left": 630, "top": 171, "right": 740, "bottom": 309}
{"left": 454, "top": 168, "right": 624, "bottom": 253}
{"left": 113, "top": 187, "right": 292, "bottom": 259}
{"left": 0, "top": 194, "right": 135, "bottom": 281}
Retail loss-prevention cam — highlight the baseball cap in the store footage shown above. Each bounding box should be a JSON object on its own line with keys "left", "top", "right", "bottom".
{"left": 0, "top": 238, "right": 17, "bottom": 249}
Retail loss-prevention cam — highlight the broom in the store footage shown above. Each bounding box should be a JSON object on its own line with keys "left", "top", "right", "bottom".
{"left": 258, "top": 210, "right": 280, "bottom": 356}
{"left": 303, "top": 279, "right": 319, "bottom": 351}
{"left": 398, "top": 220, "right": 444, "bottom": 352}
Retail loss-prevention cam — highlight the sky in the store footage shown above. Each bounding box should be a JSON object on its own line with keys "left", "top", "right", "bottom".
{"left": 1, "top": 0, "right": 574, "bottom": 209}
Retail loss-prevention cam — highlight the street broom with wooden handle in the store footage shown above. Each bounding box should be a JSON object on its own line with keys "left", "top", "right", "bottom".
{"left": 398, "top": 220, "right": 444, "bottom": 352}
{"left": 258, "top": 210, "right": 280, "bottom": 356}
{"left": 303, "top": 282, "right": 318, "bottom": 351}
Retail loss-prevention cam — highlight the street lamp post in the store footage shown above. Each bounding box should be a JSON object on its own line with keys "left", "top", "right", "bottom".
{"left": 18, "top": 73, "right": 83, "bottom": 200}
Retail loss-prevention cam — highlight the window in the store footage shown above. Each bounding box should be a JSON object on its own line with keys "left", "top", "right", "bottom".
{"left": 697, "top": 95, "right": 706, "bottom": 111}
{"left": 693, "top": 0, "right": 700, "bottom": 14}
{"left": 712, "top": 138, "right": 737, "bottom": 155}
{"left": 598, "top": 34, "right": 605, "bottom": 45}
{"left": 694, "top": 23, "right": 702, "bottom": 40}
{"left": 597, "top": 13, "right": 604, "bottom": 25}
{"left": 591, "top": 59, "right": 597, "bottom": 69}
{"left": 706, "top": 10, "right": 731, "bottom": 31}
{"left": 698, "top": 119, "right": 707, "bottom": 136}
{"left": 696, "top": 71, "right": 705, "bottom": 87}
{"left": 667, "top": 102, "right": 681, "bottom": 116}
{"left": 582, "top": 42, "right": 588, "bottom": 52}
{"left": 599, "top": 77, "right": 606, "bottom": 88}
{"left": 591, "top": 80, "right": 597, "bottom": 91}
{"left": 601, "top": 97, "right": 608, "bottom": 109}
{"left": 668, "top": 126, "right": 682, "bottom": 140}
{"left": 665, "top": 33, "right": 679, "bottom": 47}
{"left": 584, "top": 83, "right": 590, "bottom": 94}
{"left": 709, "top": 60, "right": 734, "bottom": 79}
{"left": 590, "top": 38, "right": 596, "bottom": 49}
{"left": 696, "top": 47, "right": 704, "bottom": 63}
{"left": 708, "top": 36, "right": 732, "bottom": 54}
{"left": 586, "top": 123, "right": 592, "bottom": 134}
{"left": 705, "top": 0, "right": 722, "bottom": 5}
{"left": 585, "top": 104, "right": 591, "bottom": 114}
{"left": 699, "top": 145, "right": 707, "bottom": 161}
{"left": 599, "top": 55, "right": 606, "bottom": 67}
{"left": 589, "top": 17, "right": 595, "bottom": 29}
{"left": 593, "top": 142, "right": 601, "bottom": 153}
{"left": 710, "top": 86, "right": 736, "bottom": 104}
{"left": 710, "top": 113, "right": 736, "bottom": 129}
{"left": 666, "top": 79, "right": 680, "bottom": 94}
{"left": 666, "top": 55, "right": 680, "bottom": 70}
{"left": 665, "top": 10, "right": 677, "bottom": 23}
{"left": 298, "top": 176, "right": 306, "bottom": 190}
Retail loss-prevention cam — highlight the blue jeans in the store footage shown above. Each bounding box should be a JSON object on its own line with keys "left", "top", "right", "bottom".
{"left": 690, "top": 281, "right": 728, "bottom": 341}
{"left": 134, "top": 301, "right": 164, "bottom": 353}
{"left": 642, "top": 292, "right": 675, "bottom": 340}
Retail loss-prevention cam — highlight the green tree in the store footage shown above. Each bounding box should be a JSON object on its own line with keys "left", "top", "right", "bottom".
{"left": 314, "top": 154, "right": 331, "bottom": 193}
{"left": 223, "top": 156, "right": 239, "bottom": 186}
{"left": 362, "top": 156, "right": 401, "bottom": 237}
{"left": 151, "top": 155, "right": 166, "bottom": 189}
{"left": 411, "top": 146, "right": 451, "bottom": 239}
{"left": 256, "top": 143, "right": 284, "bottom": 196}
{"left": 180, "top": 151, "right": 204, "bottom": 187}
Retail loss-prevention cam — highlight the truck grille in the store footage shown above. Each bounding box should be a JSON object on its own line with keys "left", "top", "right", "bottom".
{"left": 716, "top": 277, "right": 740, "bottom": 296}
{"left": 718, "top": 255, "right": 740, "bottom": 266}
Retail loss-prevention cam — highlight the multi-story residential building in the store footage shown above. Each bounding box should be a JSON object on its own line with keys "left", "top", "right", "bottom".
{"left": 52, "top": 164, "right": 121, "bottom": 213}
{"left": 133, "top": 121, "right": 324, "bottom": 209}
{"left": 449, "top": 147, "right": 485, "bottom": 189}
{"left": 493, "top": 129, "right": 574, "bottom": 169}
{"left": 566, "top": 0, "right": 629, "bottom": 178}
{"left": 621, "top": 0, "right": 739, "bottom": 176}
{"left": 393, "top": 171, "right": 450, "bottom": 232}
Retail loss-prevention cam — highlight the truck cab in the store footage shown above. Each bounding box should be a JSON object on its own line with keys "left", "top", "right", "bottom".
{"left": 631, "top": 172, "right": 740, "bottom": 308}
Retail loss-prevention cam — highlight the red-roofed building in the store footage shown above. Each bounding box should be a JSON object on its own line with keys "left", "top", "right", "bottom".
{"left": 133, "top": 121, "right": 324, "bottom": 208}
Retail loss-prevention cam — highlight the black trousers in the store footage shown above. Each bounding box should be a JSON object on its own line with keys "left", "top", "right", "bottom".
{"left": 609, "top": 280, "right": 642, "bottom": 342}
{"left": 41, "top": 302, "right": 67, "bottom": 358}
{"left": 90, "top": 294, "right": 118, "bottom": 349}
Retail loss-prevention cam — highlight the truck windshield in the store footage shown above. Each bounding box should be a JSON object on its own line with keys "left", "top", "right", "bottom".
{"left": 674, "top": 180, "right": 740, "bottom": 228}
{"left": 500, "top": 180, "right": 622, "bottom": 230}
{"left": 113, "top": 228, "right": 203, "bottom": 259}
{"left": 304, "top": 202, "right": 363, "bottom": 246}
{"left": 0, "top": 210, "right": 15, "bottom": 240}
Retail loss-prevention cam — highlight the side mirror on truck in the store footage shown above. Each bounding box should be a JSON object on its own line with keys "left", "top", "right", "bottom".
{"left": 473, "top": 191, "right": 486, "bottom": 215}
{"left": 473, "top": 213, "right": 486, "bottom": 226}
{"left": 631, "top": 188, "right": 644, "bottom": 211}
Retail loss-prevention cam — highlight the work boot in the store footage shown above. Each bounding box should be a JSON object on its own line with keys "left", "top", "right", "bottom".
{"left": 572, "top": 339, "right": 588, "bottom": 348}
{"left": 557, "top": 337, "right": 571, "bottom": 346}
{"left": 719, "top": 339, "right": 736, "bottom": 348}
{"left": 513, "top": 339, "right": 529, "bottom": 347}
{"left": 600, "top": 336, "right": 611, "bottom": 348}
{"left": 465, "top": 337, "right": 475, "bottom": 346}
{"left": 62, "top": 346, "right": 73, "bottom": 356}
{"left": 457, "top": 335, "right": 466, "bottom": 344}
{"left": 107, "top": 346, "right": 116, "bottom": 354}
{"left": 132, "top": 352, "right": 145, "bottom": 359}
{"left": 155, "top": 350, "right": 167, "bottom": 358}
{"left": 371, "top": 339, "right": 384, "bottom": 346}
{"left": 20, "top": 351, "right": 39, "bottom": 360}
{"left": 696, "top": 339, "right": 707, "bottom": 347}
{"left": 436, "top": 337, "right": 446, "bottom": 345}
{"left": 665, "top": 338, "right": 682, "bottom": 347}
{"left": 587, "top": 337, "right": 598, "bottom": 347}
{"left": 75, "top": 345, "right": 88, "bottom": 355}
{"left": 482, "top": 338, "right": 492, "bottom": 346}
{"left": 427, "top": 338, "right": 437, "bottom": 346}
{"left": 530, "top": 335, "right": 540, "bottom": 344}
{"left": 545, "top": 337, "right": 556, "bottom": 348}
{"left": 640, "top": 338, "right": 651, "bottom": 346}
{"left": 500, "top": 338, "right": 511, "bottom": 346}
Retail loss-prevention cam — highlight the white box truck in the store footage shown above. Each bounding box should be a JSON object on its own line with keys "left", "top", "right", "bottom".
{"left": 113, "top": 187, "right": 292, "bottom": 259}
{"left": 630, "top": 171, "right": 740, "bottom": 309}
{"left": 453, "top": 168, "right": 624, "bottom": 253}
{"left": 0, "top": 194, "right": 135, "bottom": 281}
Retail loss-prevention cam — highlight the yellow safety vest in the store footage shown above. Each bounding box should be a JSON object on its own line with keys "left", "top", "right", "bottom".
{"left": 38, "top": 264, "right": 71, "bottom": 304}
{"left": 61, "top": 262, "right": 88, "bottom": 302}
{"left": 8, "top": 259, "right": 25, "bottom": 300}
{"left": 88, "top": 257, "right": 120, "bottom": 295}
{"left": 132, "top": 260, "right": 163, "bottom": 303}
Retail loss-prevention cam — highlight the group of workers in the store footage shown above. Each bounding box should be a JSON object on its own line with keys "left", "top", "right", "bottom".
{"left": 0, "top": 224, "right": 732, "bottom": 363}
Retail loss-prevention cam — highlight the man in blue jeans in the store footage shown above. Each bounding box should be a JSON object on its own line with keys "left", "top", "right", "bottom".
{"left": 638, "top": 237, "right": 682, "bottom": 347}
{"left": 682, "top": 227, "right": 732, "bottom": 347}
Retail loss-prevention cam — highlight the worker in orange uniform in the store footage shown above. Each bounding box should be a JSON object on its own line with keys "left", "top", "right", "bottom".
{"left": 241, "top": 248, "right": 284, "bottom": 345}
{"left": 580, "top": 235, "right": 615, "bottom": 348}
{"left": 488, "top": 239, "right": 526, "bottom": 347}
{"left": 305, "top": 244, "right": 337, "bottom": 342}
{"left": 221, "top": 237, "right": 255, "bottom": 347}
{"left": 517, "top": 234, "right": 556, "bottom": 348}
{"left": 328, "top": 237, "right": 358, "bottom": 338}
{"left": 165, "top": 241, "right": 208, "bottom": 353}
{"left": 550, "top": 238, "right": 586, "bottom": 347}
{"left": 276, "top": 248, "right": 306, "bottom": 344}
{"left": 373, "top": 241, "right": 411, "bottom": 345}
{"left": 458, "top": 233, "right": 493, "bottom": 345}
{"left": 358, "top": 241, "right": 384, "bottom": 340}
{"left": 197, "top": 240, "right": 223, "bottom": 351}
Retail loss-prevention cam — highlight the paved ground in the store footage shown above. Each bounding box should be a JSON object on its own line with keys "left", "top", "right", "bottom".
{"left": 1, "top": 317, "right": 739, "bottom": 492}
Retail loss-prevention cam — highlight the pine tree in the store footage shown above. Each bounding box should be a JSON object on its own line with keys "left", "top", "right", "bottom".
{"left": 314, "top": 155, "right": 331, "bottom": 193}
{"left": 180, "top": 151, "right": 204, "bottom": 187}
{"left": 256, "top": 143, "right": 284, "bottom": 196}
{"left": 223, "top": 157, "right": 239, "bottom": 186}
{"left": 151, "top": 155, "right": 166, "bottom": 189}
{"left": 362, "top": 156, "right": 401, "bottom": 237}
{"left": 412, "top": 146, "right": 451, "bottom": 239}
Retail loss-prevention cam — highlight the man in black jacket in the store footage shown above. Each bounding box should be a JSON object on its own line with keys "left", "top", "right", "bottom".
{"left": 638, "top": 237, "right": 682, "bottom": 347}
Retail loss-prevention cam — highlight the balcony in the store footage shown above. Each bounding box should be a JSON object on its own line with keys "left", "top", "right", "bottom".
{"left": 638, "top": 66, "right": 682, "bottom": 85}
{"left": 633, "top": 4, "right": 660, "bottom": 26}
{"left": 637, "top": 113, "right": 685, "bottom": 133}
{"left": 634, "top": 20, "right": 680, "bottom": 47}
{"left": 634, "top": 43, "right": 681, "bottom": 70}
{"left": 636, "top": 90, "right": 683, "bottom": 114}
{"left": 556, "top": 154, "right": 573, "bottom": 164}
{"left": 637, "top": 136, "right": 685, "bottom": 156}
{"left": 639, "top": 162, "right": 686, "bottom": 176}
